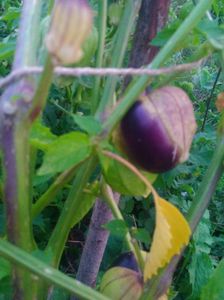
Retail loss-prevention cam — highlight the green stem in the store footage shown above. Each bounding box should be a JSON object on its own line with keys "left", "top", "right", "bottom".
{"left": 27, "top": 55, "right": 54, "bottom": 123}
{"left": 101, "top": 182, "right": 145, "bottom": 272}
{"left": 32, "top": 165, "right": 78, "bottom": 219}
{"left": 0, "top": 239, "right": 109, "bottom": 300}
{"left": 91, "top": 0, "right": 107, "bottom": 114}
{"left": 48, "top": 0, "right": 55, "bottom": 14}
{"left": 187, "top": 135, "right": 224, "bottom": 231}
{"left": 14, "top": 123, "right": 35, "bottom": 251}
{"left": 102, "top": 0, "right": 213, "bottom": 133}
{"left": 46, "top": 156, "right": 97, "bottom": 267}
{"left": 95, "top": 0, "right": 141, "bottom": 118}
{"left": 13, "top": 0, "right": 42, "bottom": 69}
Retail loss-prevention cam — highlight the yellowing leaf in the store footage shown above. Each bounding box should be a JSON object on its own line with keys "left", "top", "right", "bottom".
{"left": 144, "top": 196, "right": 191, "bottom": 281}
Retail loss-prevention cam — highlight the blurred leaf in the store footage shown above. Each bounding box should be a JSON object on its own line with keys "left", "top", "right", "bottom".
{"left": 99, "top": 152, "right": 157, "bottom": 196}
{"left": 0, "top": 41, "right": 15, "bottom": 60}
{"left": 198, "top": 20, "right": 224, "bottom": 50}
{"left": 51, "top": 288, "right": 69, "bottom": 300}
{"left": 0, "top": 7, "right": 20, "bottom": 21}
{"left": 104, "top": 219, "right": 128, "bottom": 238}
{"left": 73, "top": 115, "right": 102, "bottom": 135}
{"left": 30, "top": 120, "right": 57, "bottom": 151}
{"left": 71, "top": 181, "right": 99, "bottom": 227}
{"left": 0, "top": 277, "right": 12, "bottom": 300}
{"left": 38, "top": 132, "right": 91, "bottom": 175}
{"left": 0, "top": 258, "right": 11, "bottom": 280}
{"left": 200, "top": 260, "right": 224, "bottom": 300}
{"left": 108, "top": 3, "right": 123, "bottom": 25}
{"left": 144, "top": 196, "right": 191, "bottom": 280}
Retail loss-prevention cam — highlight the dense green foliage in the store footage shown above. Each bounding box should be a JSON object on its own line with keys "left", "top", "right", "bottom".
{"left": 1, "top": 1, "right": 224, "bottom": 299}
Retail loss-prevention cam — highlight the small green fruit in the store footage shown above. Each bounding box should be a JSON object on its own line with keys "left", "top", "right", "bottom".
{"left": 100, "top": 267, "right": 143, "bottom": 300}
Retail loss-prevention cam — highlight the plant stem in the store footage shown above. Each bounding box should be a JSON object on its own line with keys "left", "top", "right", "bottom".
{"left": 0, "top": 1, "right": 44, "bottom": 298}
{"left": 201, "top": 67, "right": 222, "bottom": 131}
{"left": 46, "top": 156, "right": 97, "bottom": 267}
{"left": 32, "top": 164, "right": 79, "bottom": 219}
{"left": 27, "top": 55, "right": 54, "bottom": 123}
{"left": 91, "top": 0, "right": 107, "bottom": 114}
{"left": 73, "top": 195, "right": 119, "bottom": 294}
{"left": 187, "top": 135, "right": 224, "bottom": 231}
{"left": 95, "top": 0, "right": 141, "bottom": 119}
{"left": 101, "top": 183, "right": 145, "bottom": 272}
{"left": 102, "top": 0, "right": 213, "bottom": 133}
{"left": 13, "top": 0, "right": 42, "bottom": 70}
{"left": 0, "top": 239, "right": 109, "bottom": 300}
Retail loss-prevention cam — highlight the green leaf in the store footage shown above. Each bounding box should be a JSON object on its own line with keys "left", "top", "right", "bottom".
{"left": 0, "top": 41, "right": 15, "bottom": 60}
{"left": 51, "top": 288, "right": 69, "bottom": 300}
{"left": 71, "top": 181, "right": 99, "bottom": 227}
{"left": 30, "top": 120, "right": 57, "bottom": 150}
{"left": 99, "top": 152, "right": 157, "bottom": 196}
{"left": 0, "top": 257, "right": 11, "bottom": 280}
{"left": 103, "top": 220, "right": 128, "bottom": 238}
{"left": 73, "top": 115, "right": 102, "bottom": 135}
{"left": 188, "top": 252, "right": 213, "bottom": 299}
{"left": 0, "top": 7, "right": 20, "bottom": 21}
{"left": 198, "top": 20, "right": 224, "bottom": 50}
{"left": 131, "top": 228, "right": 151, "bottom": 246}
{"left": 38, "top": 132, "right": 92, "bottom": 175}
{"left": 200, "top": 260, "right": 224, "bottom": 300}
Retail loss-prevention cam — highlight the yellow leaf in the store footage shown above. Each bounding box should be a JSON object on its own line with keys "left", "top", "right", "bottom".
{"left": 144, "top": 196, "right": 191, "bottom": 281}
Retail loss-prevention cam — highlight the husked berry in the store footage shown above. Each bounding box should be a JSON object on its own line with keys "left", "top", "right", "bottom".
{"left": 118, "top": 86, "right": 197, "bottom": 173}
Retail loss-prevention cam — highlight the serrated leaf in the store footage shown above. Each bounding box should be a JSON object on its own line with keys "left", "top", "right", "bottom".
{"left": 99, "top": 152, "right": 157, "bottom": 196}
{"left": 38, "top": 132, "right": 91, "bottom": 175}
{"left": 104, "top": 219, "right": 128, "bottom": 238}
{"left": 73, "top": 115, "right": 102, "bottom": 135}
{"left": 30, "top": 120, "right": 57, "bottom": 150}
{"left": 188, "top": 252, "right": 213, "bottom": 299}
{"left": 144, "top": 197, "right": 191, "bottom": 281}
{"left": 200, "top": 260, "right": 224, "bottom": 300}
{"left": 71, "top": 181, "right": 99, "bottom": 227}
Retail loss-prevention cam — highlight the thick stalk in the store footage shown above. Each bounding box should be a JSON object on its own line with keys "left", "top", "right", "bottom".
{"left": 73, "top": 194, "right": 119, "bottom": 293}
{"left": 13, "top": 0, "right": 41, "bottom": 70}
{"left": 0, "top": 1, "right": 43, "bottom": 299}
{"left": 0, "top": 239, "right": 109, "bottom": 300}
{"left": 46, "top": 156, "right": 97, "bottom": 267}
{"left": 128, "top": 0, "right": 170, "bottom": 67}
{"left": 102, "top": 0, "right": 213, "bottom": 133}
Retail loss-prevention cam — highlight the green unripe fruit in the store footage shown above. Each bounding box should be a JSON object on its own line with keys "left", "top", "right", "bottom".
{"left": 100, "top": 267, "right": 143, "bottom": 300}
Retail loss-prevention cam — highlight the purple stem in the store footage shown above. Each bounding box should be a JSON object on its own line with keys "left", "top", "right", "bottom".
{"left": 75, "top": 196, "right": 119, "bottom": 288}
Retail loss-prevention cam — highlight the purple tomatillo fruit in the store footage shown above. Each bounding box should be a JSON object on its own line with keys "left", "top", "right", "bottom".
{"left": 115, "top": 86, "right": 197, "bottom": 173}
